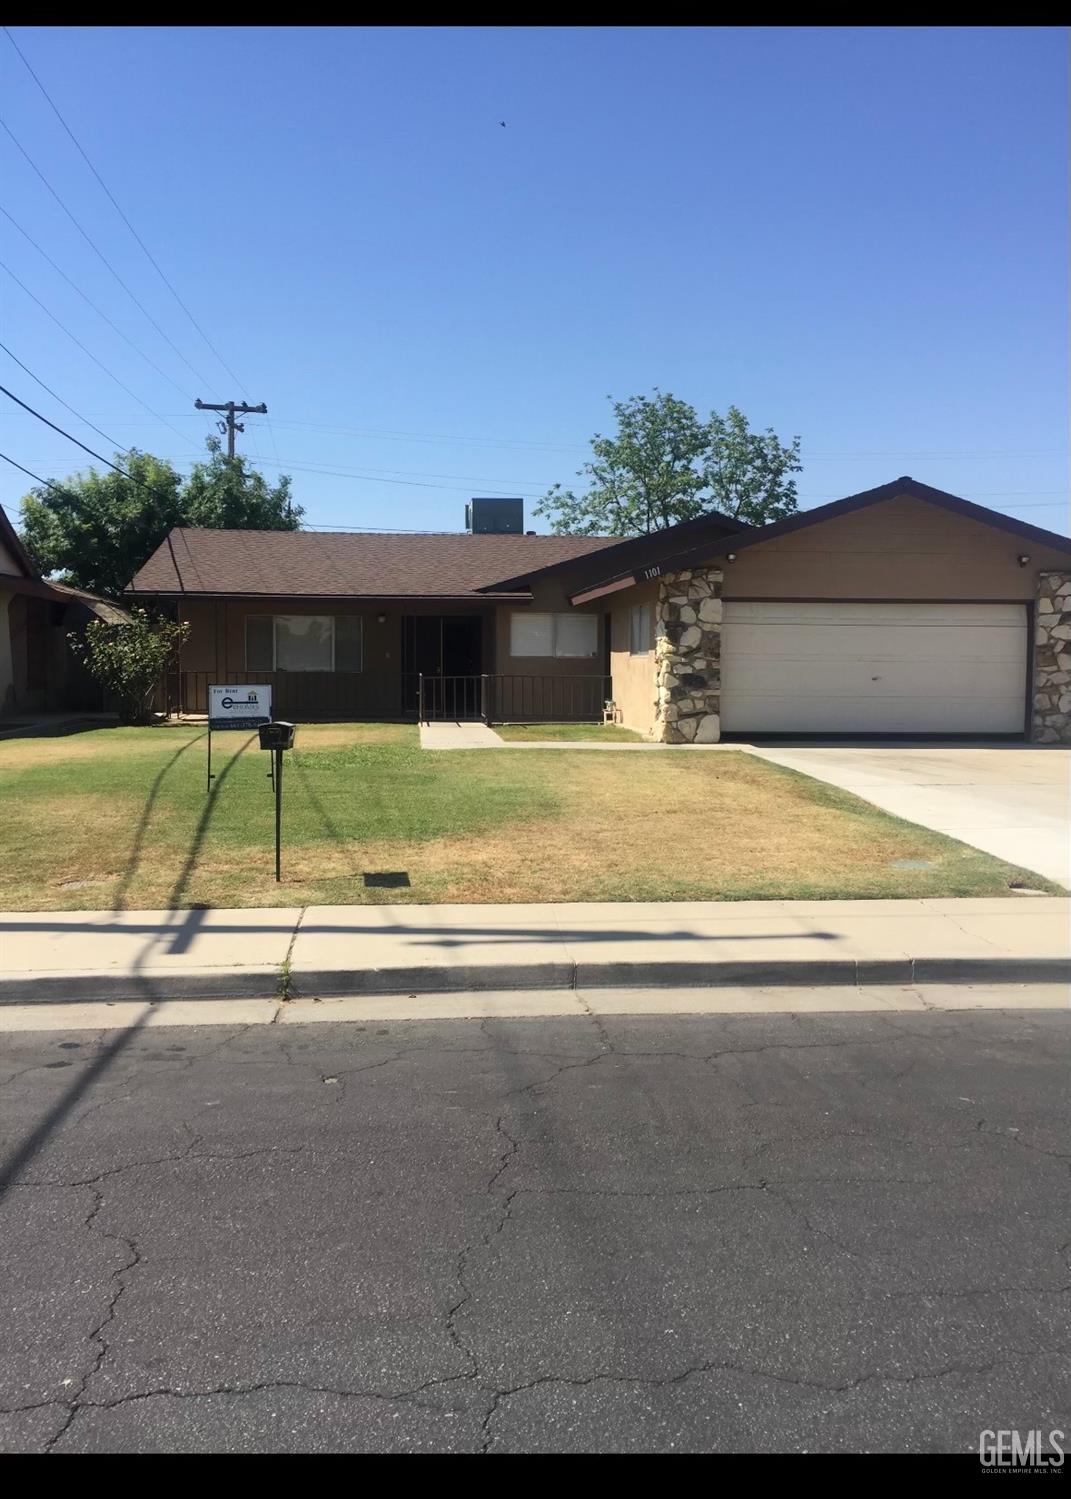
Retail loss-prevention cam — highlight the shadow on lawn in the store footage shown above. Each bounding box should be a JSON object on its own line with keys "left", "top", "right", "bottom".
{"left": 111, "top": 731, "right": 206, "bottom": 911}
{"left": 292, "top": 752, "right": 409, "bottom": 891}
{"left": 165, "top": 734, "right": 257, "bottom": 908}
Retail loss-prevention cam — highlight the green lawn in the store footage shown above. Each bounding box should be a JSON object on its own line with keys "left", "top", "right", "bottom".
{"left": 0, "top": 721, "right": 1057, "bottom": 910}
{"left": 494, "top": 722, "right": 645, "bottom": 742}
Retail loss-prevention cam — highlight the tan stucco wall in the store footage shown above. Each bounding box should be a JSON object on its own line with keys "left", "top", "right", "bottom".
{"left": 609, "top": 579, "right": 659, "bottom": 735}
{"left": 718, "top": 495, "right": 1069, "bottom": 601}
{"left": 0, "top": 537, "right": 24, "bottom": 574}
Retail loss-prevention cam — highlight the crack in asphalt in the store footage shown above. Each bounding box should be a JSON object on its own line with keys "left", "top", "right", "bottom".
{"left": 42, "top": 1188, "right": 143, "bottom": 1451}
{"left": 975, "top": 1120, "right": 1071, "bottom": 1169}
{"left": 443, "top": 1115, "right": 522, "bottom": 1391}
{"left": 12, "top": 1140, "right": 310, "bottom": 1192}
{"left": 478, "top": 1346, "right": 1045, "bottom": 1448}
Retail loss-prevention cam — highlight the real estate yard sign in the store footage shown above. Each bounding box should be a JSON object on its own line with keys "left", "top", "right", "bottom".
{"left": 208, "top": 684, "right": 272, "bottom": 731}
{"left": 207, "top": 684, "right": 273, "bottom": 791}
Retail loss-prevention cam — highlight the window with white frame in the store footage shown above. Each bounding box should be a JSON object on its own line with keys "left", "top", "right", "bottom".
{"left": 629, "top": 602, "right": 652, "bottom": 656}
{"left": 245, "top": 615, "right": 363, "bottom": 672}
{"left": 510, "top": 611, "right": 598, "bottom": 659}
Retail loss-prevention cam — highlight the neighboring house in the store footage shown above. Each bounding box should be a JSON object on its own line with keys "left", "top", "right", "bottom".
{"left": 0, "top": 506, "right": 121, "bottom": 719}
{"left": 125, "top": 480, "right": 1071, "bottom": 742}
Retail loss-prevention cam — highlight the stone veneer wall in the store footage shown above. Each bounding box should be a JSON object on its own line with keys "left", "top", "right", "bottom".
{"left": 1032, "top": 571, "right": 1071, "bottom": 743}
{"left": 652, "top": 567, "right": 723, "bottom": 743}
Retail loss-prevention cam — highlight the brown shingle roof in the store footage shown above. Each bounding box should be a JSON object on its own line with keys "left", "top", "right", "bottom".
{"left": 126, "top": 527, "right": 620, "bottom": 599}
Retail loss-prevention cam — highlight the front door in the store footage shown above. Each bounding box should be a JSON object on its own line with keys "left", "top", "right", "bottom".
{"left": 402, "top": 614, "right": 485, "bottom": 718}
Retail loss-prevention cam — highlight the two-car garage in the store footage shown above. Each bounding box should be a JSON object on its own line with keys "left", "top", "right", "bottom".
{"left": 719, "top": 601, "right": 1028, "bottom": 735}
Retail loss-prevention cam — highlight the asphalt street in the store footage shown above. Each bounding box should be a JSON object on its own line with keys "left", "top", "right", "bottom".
{"left": 0, "top": 1002, "right": 1068, "bottom": 1453}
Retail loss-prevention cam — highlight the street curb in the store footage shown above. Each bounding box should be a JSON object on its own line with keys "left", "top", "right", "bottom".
{"left": 4, "top": 955, "right": 1067, "bottom": 1005}
{"left": 0, "top": 968, "right": 282, "bottom": 1005}
{"left": 292, "top": 956, "right": 1071, "bottom": 996}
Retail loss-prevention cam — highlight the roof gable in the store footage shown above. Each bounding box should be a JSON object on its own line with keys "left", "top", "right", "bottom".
{"left": 568, "top": 477, "right": 1071, "bottom": 602}
{"left": 704, "top": 477, "right": 1071, "bottom": 560}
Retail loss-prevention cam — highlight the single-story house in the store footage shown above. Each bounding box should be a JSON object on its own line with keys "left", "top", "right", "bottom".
{"left": 125, "top": 478, "right": 1071, "bottom": 742}
{"left": 0, "top": 506, "right": 121, "bottom": 720}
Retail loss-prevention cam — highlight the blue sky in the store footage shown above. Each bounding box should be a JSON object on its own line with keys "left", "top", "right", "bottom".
{"left": 1, "top": 25, "right": 1067, "bottom": 537}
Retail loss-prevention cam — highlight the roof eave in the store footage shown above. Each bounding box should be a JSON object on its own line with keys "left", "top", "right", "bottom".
{"left": 124, "top": 588, "right": 535, "bottom": 603}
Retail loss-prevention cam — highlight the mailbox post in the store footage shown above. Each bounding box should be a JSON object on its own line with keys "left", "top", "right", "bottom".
{"left": 258, "top": 722, "right": 296, "bottom": 881}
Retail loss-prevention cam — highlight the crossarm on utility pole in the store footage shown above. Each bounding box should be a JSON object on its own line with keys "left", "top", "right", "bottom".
{"left": 194, "top": 398, "right": 268, "bottom": 458}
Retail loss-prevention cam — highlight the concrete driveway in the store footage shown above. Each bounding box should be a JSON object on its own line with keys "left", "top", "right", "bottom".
{"left": 745, "top": 743, "right": 1071, "bottom": 889}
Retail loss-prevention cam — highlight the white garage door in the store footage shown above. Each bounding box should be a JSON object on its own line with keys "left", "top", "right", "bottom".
{"left": 720, "top": 602, "right": 1027, "bottom": 734}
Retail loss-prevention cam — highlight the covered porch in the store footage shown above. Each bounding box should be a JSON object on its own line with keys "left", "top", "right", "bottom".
{"left": 163, "top": 594, "right": 612, "bottom": 724}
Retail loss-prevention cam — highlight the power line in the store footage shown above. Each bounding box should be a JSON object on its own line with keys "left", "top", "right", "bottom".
{"left": 0, "top": 383, "right": 185, "bottom": 510}
{"left": 0, "top": 259, "right": 194, "bottom": 446}
{"left": 0, "top": 115, "right": 217, "bottom": 392}
{"left": 3, "top": 26, "right": 248, "bottom": 396}
{"left": 0, "top": 449, "right": 80, "bottom": 501}
{"left": 0, "top": 340, "right": 123, "bottom": 448}
{"left": 265, "top": 417, "right": 588, "bottom": 452}
{"left": 0, "top": 203, "right": 197, "bottom": 404}
{"left": 247, "top": 457, "right": 546, "bottom": 496}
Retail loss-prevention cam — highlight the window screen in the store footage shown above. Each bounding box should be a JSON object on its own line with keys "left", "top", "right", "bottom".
{"left": 554, "top": 612, "right": 598, "bottom": 658}
{"left": 275, "top": 615, "right": 333, "bottom": 671}
{"left": 510, "top": 612, "right": 555, "bottom": 657}
{"left": 334, "top": 615, "right": 363, "bottom": 672}
{"left": 246, "top": 615, "right": 273, "bottom": 671}
{"left": 629, "top": 603, "right": 652, "bottom": 655}
{"left": 510, "top": 611, "right": 597, "bottom": 658}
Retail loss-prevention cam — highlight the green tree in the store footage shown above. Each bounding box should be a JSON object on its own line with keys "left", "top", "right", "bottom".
{"left": 182, "top": 436, "right": 301, "bottom": 530}
{"left": 20, "top": 451, "right": 185, "bottom": 599}
{"left": 69, "top": 608, "right": 190, "bottom": 724}
{"left": 534, "top": 392, "right": 802, "bottom": 536}
{"left": 18, "top": 436, "right": 302, "bottom": 598}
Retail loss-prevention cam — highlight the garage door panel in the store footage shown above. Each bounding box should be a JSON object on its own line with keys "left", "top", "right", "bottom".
{"left": 720, "top": 602, "right": 1026, "bottom": 734}
{"left": 726, "top": 656, "right": 1024, "bottom": 699}
{"left": 725, "top": 623, "right": 1026, "bottom": 664}
{"left": 724, "top": 694, "right": 1021, "bottom": 734}
{"left": 725, "top": 601, "right": 1025, "bottom": 628}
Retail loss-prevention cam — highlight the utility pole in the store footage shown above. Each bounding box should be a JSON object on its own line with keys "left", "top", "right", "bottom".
{"left": 194, "top": 398, "right": 268, "bottom": 458}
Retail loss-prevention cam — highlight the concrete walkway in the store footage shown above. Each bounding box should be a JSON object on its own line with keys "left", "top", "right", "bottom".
{"left": 1, "top": 897, "right": 1067, "bottom": 1004}
{"left": 419, "top": 721, "right": 504, "bottom": 749}
{"left": 420, "top": 722, "right": 731, "bottom": 750}
{"left": 748, "top": 744, "right": 1071, "bottom": 890}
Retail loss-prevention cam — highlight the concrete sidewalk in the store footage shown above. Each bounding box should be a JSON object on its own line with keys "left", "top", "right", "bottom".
{"left": 1, "top": 897, "right": 1068, "bottom": 1004}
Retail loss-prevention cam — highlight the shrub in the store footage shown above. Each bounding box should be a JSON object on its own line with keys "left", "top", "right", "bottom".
{"left": 69, "top": 609, "right": 190, "bottom": 724}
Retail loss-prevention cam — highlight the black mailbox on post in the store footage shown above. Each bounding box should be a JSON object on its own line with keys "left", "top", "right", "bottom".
{"left": 258, "top": 720, "right": 296, "bottom": 751}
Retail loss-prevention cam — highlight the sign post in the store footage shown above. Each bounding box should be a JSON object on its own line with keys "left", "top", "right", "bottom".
{"left": 257, "top": 722, "right": 297, "bottom": 881}
{"left": 207, "top": 685, "right": 273, "bottom": 792}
